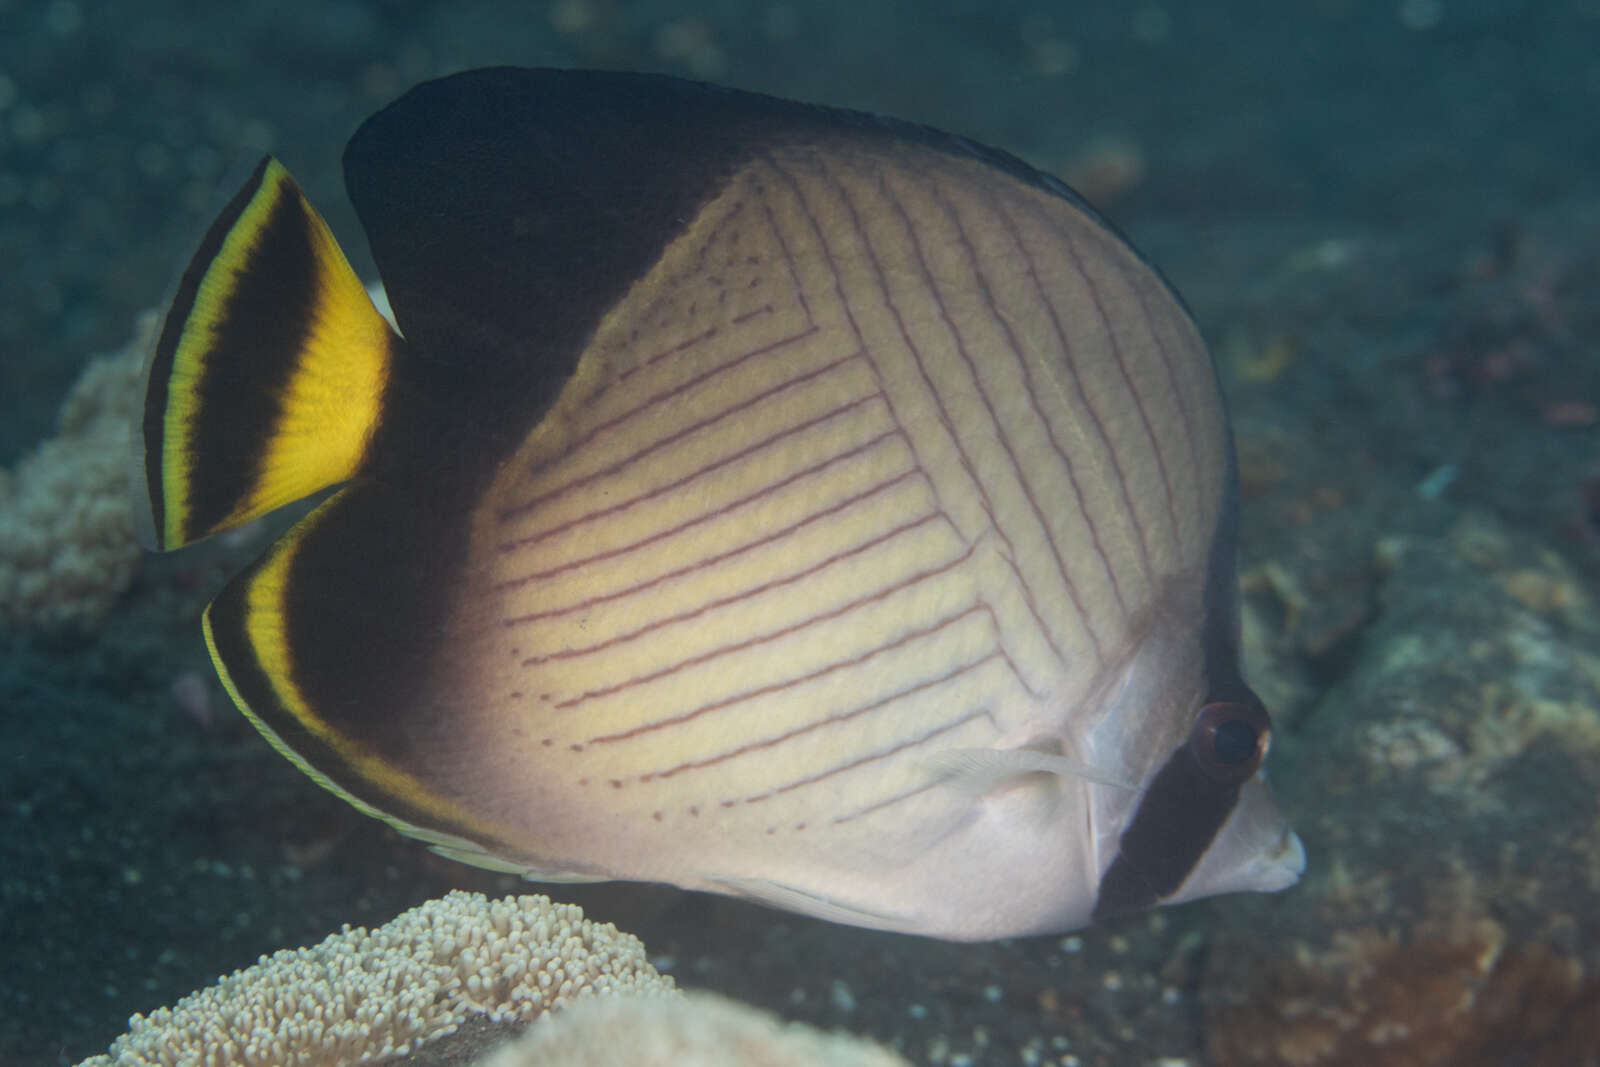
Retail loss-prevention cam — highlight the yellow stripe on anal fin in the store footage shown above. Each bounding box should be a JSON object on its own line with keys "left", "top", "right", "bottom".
{"left": 147, "top": 157, "right": 398, "bottom": 549}
{"left": 201, "top": 492, "right": 510, "bottom": 856}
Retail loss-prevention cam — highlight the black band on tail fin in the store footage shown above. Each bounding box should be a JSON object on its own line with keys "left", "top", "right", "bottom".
{"left": 137, "top": 157, "right": 401, "bottom": 550}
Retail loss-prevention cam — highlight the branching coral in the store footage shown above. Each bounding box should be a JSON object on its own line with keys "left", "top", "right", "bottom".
{"left": 77, "top": 890, "right": 675, "bottom": 1067}
{"left": 0, "top": 315, "right": 150, "bottom": 631}
{"left": 75, "top": 889, "right": 912, "bottom": 1067}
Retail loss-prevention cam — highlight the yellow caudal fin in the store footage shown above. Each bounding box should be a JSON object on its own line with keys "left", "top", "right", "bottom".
{"left": 135, "top": 156, "right": 402, "bottom": 550}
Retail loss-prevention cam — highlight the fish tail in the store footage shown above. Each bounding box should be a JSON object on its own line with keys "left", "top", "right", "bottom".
{"left": 135, "top": 156, "right": 401, "bottom": 550}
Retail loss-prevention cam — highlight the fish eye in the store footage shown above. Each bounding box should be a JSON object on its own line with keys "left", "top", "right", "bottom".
{"left": 1190, "top": 700, "right": 1271, "bottom": 784}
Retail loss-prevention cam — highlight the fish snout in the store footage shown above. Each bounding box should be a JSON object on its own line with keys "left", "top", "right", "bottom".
{"left": 1166, "top": 775, "right": 1305, "bottom": 907}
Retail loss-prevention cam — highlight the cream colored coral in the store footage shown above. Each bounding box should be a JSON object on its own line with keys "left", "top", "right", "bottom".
{"left": 0, "top": 314, "right": 150, "bottom": 630}
{"left": 474, "top": 991, "right": 911, "bottom": 1067}
{"left": 77, "top": 890, "right": 675, "bottom": 1067}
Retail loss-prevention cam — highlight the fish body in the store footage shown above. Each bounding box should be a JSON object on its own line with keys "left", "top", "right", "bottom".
{"left": 136, "top": 68, "right": 1303, "bottom": 940}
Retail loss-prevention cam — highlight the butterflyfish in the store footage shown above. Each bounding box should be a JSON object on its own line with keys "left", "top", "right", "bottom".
{"left": 135, "top": 67, "right": 1304, "bottom": 940}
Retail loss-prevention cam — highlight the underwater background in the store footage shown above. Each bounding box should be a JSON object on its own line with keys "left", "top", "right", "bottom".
{"left": 2, "top": 0, "right": 1598, "bottom": 1063}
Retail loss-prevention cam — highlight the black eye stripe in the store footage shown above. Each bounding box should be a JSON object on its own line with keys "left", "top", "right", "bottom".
{"left": 1092, "top": 742, "right": 1236, "bottom": 921}
{"left": 1092, "top": 696, "right": 1275, "bottom": 922}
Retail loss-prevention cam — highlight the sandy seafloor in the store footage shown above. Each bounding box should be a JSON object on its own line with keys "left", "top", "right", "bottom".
{"left": 3, "top": 1, "right": 1599, "bottom": 1064}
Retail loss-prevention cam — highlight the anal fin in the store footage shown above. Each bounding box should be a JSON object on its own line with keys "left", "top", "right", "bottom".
{"left": 201, "top": 479, "right": 518, "bottom": 867}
